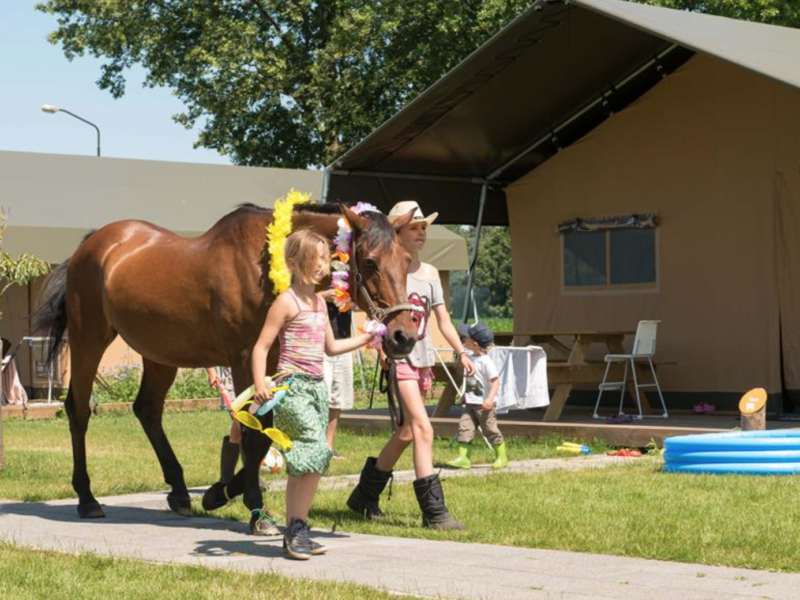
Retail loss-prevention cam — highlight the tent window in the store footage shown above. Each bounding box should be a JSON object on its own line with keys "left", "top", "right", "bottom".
{"left": 610, "top": 229, "right": 656, "bottom": 284}
{"left": 563, "top": 227, "right": 657, "bottom": 290}
{"left": 563, "top": 231, "right": 607, "bottom": 287}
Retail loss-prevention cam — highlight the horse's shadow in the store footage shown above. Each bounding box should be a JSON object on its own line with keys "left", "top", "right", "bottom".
{"left": 0, "top": 499, "right": 243, "bottom": 533}
{"left": 0, "top": 498, "right": 353, "bottom": 560}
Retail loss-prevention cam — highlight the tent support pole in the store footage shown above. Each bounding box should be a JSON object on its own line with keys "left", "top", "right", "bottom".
{"left": 321, "top": 168, "right": 331, "bottom": 203}
{"left": 461, "top": 182, "right": 488, "bottom": 323}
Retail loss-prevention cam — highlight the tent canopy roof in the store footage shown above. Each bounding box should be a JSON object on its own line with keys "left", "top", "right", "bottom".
{"left": 0, "top": 151, "right": 466, "bottom": 269}
{"left": 328, "top": 0, "right": 800, "bottom": 225}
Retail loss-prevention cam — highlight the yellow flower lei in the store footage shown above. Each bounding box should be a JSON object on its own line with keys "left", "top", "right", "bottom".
{"left": 266, "top": 190, "right": 312, "bottom": 293}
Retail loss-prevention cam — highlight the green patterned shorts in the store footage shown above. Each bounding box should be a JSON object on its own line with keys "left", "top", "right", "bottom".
{"left": 274, "top": 374, "right": 332, "bottom": 478}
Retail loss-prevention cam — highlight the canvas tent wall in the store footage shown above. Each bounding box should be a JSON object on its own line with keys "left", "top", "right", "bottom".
{"left": 325, "top": 0, "right": 800, "bottom": 408}
{"left": 509, "top": 53, "right": 800, "bottom": 405}
{"left": 0, "top": 151, "right": 467, "bottom": 394}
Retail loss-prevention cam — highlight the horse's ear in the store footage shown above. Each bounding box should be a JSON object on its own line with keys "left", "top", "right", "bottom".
{"left": 340, "top": 204, "right": 369, "bottom": 232}
{"left": 391, "top": 209, "right": 415, "bottom": 231}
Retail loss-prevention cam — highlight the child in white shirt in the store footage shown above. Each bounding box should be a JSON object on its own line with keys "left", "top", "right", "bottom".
{"left": 446, "top": 323, "right": 508, "bottom": 470}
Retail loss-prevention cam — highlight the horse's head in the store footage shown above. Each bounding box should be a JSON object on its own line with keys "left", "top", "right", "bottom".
{"left": 341, "top": 205, "right": 418, "bottom": 358}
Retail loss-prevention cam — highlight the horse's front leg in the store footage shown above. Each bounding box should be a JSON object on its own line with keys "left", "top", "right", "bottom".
{"left": 133, "top": 359, "right": 191, "bottom": 515}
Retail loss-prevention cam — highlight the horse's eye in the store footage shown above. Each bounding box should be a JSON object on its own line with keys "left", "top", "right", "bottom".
{"left": 363, "top": 258, "right": 378, "bottom": 273}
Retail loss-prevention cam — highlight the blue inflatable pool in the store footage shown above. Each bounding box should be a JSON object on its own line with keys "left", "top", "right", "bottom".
{"left": 663, "top": 430, "right": 800, "bottom": 475}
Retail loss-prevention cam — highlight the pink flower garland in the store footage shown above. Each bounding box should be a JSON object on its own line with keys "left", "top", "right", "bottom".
{"left": 330, "top": 202, "right": 379, "bottom": 313}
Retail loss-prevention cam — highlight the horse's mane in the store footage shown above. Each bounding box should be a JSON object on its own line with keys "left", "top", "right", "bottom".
{"left": 231, "top": 202, "right": 395, "bottom": 249}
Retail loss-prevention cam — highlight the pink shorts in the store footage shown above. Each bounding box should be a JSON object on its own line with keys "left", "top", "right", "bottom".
{"left": 394, "top": 363, "right": 434, "bottom": 392}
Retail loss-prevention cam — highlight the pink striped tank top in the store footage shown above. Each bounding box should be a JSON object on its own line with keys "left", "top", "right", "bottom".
{"left": 277, "top": 290, "right": 327, "bottom": 378}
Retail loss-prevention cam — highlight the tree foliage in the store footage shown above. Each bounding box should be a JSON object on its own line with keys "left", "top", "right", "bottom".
{"left": 37, "top": 0, "right": 531, "bottom": 167}
{"left": 448, "top": 226, "right": 513, "bottom": 319}
{"left": 0, "top": 212, "right": 51, "bottom": 300}
{"left": 36, "top": 1, "right": 800, "bottom": 168}
{"left": 646, "top": 0, "right": 800, "bottom": 27}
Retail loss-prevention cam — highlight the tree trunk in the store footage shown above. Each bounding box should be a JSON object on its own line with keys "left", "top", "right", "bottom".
{"left": 741, "top": 404, "right": 766, "bottom": 431}
{"left": 739, "top": 388, "right": 767, "bottom": 431}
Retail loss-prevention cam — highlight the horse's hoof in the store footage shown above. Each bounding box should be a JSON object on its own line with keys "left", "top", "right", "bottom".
{"left": 77, "top": 501, "right": 106, "bottom": 519}
{"left": 167, "top": 493, "right": 192, "bottom": 516}
{"left": 201, "top": 482, "right": 229, "bottom": 512}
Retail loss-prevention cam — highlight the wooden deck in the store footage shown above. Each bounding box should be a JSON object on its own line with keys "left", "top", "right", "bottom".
{"left": 339, "top": 407, "right": 800, "bottom": 447}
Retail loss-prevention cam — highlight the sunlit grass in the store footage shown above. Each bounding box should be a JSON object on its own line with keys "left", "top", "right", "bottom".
{"left": 0, "top": 409, "right": 568, "bottom": 501}
{"left": 0, "top": 543, "right": 422, "bottom": 600}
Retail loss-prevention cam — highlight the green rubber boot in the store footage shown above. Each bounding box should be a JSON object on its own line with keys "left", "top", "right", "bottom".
{"left": 491, "top": 442, "right": 509, "bottom": 470}
{"left": 446, "top": 443, "right": 472, "bottom": 469}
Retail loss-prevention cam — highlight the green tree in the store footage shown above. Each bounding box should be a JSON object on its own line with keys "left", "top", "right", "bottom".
{"left": 37, "top": 0, "right": 530, "bottom": 167}
{"left": 0, "top": 211, "right": 51, "bottom": 470}
{"left": 646, "top": 0, "right": 800, "bottom": 26}
{"left": 36, "top": 1, "right": 800, "bottom": 169}
{"left": 448, "top": 226, "right": 513, "bottom": 320}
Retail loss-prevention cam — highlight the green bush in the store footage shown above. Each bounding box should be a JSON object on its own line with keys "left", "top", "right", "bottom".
{"left": 167, "top": 369, "right": 214, "bottom": 401}
{"left": 353, "top": 354, "right": 380, "bottom": 392}
{"left": 93, "top": 366, "right": 214, "bottom": 403}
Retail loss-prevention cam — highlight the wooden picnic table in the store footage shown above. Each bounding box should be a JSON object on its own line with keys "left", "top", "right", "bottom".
{"left": 432, "top": 330, "right": 657, "bottom": 421}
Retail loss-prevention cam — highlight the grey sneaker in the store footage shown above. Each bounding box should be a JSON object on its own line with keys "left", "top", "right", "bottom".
{"left": 283, "top": 519, "right": 312, "bottom": 560}
{"left": 249, "top": 508, "right": 281, "bottom": 536}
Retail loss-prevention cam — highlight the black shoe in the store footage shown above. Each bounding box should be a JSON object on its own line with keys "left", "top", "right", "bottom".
{"left": 346, "top": 457, "right": 392, "bottom": 520}
{"left": 283, "top": 519, "right": 312, "bottom": 560}
{"left": 413, "top": 474, "right": 466, "bottom": 531}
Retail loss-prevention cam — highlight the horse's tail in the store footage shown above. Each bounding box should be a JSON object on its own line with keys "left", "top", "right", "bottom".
{"left": 32, "top": 231, "right": 95, "bottom": 368}
{"left": 32, "top": 259, "right": 70, "bottom": 368}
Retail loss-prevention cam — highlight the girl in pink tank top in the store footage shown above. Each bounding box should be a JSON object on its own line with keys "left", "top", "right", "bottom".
{"left": 251, "top": 229, "right": 378, "bottom": 560}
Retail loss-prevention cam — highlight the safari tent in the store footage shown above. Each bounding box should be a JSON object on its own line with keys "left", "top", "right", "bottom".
{"left": 326, "top": 0, "right": 800, "bottom": 411}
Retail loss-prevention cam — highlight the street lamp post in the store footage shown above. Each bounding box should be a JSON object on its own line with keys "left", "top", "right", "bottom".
{"left": 42, "top": 104, "right": 101, "bottom": 157}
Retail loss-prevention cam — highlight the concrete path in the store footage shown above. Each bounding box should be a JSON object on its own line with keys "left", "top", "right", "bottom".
{"left": 2, "top": 457, "right": 799, "bottom": 600}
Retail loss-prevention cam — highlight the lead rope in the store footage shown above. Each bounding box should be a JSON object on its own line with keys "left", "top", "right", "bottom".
{"left": 380, "top": 360, "right": 405, "bottom": 430}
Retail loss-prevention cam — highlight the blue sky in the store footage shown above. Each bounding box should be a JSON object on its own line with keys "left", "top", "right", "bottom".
{"left": 1, "top": 1, "right": 230, "bottom": 165}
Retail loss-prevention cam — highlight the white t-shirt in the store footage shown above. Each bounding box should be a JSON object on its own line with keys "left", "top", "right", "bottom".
{"left": 464, "top": 353, "right": 499, "bottom": 405}
{"left": 403, "top": 269, "right": 445, "bottom": 368}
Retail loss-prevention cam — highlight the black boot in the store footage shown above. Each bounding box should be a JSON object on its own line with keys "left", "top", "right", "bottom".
{"left": 413, "top": 474, "right": 465, "bottom": 531}
{"left": 346, "top": 457, "right": 392, "bottom": 520}
{"left": 220, "top": 436, "right": 240, "bottom": 485}
{"left": 201, "top": 436, "right": 240, "bottom": 511}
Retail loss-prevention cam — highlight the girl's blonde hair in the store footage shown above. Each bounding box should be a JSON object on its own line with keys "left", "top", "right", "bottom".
{"left": 284, "top": 229, "right": 330, "bottom": 283}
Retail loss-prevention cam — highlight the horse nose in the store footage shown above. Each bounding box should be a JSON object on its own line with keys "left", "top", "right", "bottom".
{"left": 393, "top": 330, "right": 409, "bottom": 347}
{"left": 391, "top": 329, "right": 416, "bottom": 355}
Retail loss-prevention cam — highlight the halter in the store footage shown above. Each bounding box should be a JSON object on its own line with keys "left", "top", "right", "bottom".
{"left": 349, "top": 225, "right": 415, "bottom": 323}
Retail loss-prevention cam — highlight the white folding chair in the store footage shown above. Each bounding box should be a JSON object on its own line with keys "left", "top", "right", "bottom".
{"left": 593, "top": 320, "right": 668, "bottom": 420}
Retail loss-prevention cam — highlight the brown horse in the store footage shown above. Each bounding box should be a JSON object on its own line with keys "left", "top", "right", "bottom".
{"left": 34, "top": 202, "right": 417, "bottom": 520}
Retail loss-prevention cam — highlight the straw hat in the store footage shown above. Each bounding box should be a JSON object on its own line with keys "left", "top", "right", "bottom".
{"left": 387, "top": 200, "right": 438, "bottom": 226}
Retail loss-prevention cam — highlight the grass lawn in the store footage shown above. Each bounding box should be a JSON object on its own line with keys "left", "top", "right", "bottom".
{"left": 5, "top": 410, "right": 800, "bottom": 573}
{"left": 0, "top": 543, "right": 419, "bottom": 600}
{"left": 0, "top": 409, "right": 570, "bottom": 501}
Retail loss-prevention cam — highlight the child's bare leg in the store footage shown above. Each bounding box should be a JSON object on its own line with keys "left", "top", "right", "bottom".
{"left": 375, "top": 421, "right": 412, "bottom": 472}
{"left": 286, "top": 473, "right": 322, "bottom": 522}
{"left": 229, "top": 420, "right": 242, "bottom": 444}
{"left": 326, "top": 408, "right": 341, "bottom": 448}
{"left": 376, "top": 380, "right": 433, "bottom": 478}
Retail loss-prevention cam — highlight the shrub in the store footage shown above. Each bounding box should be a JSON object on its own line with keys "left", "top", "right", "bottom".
{"left": 93, "top": 366, "right": 214, "bottom": 403}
